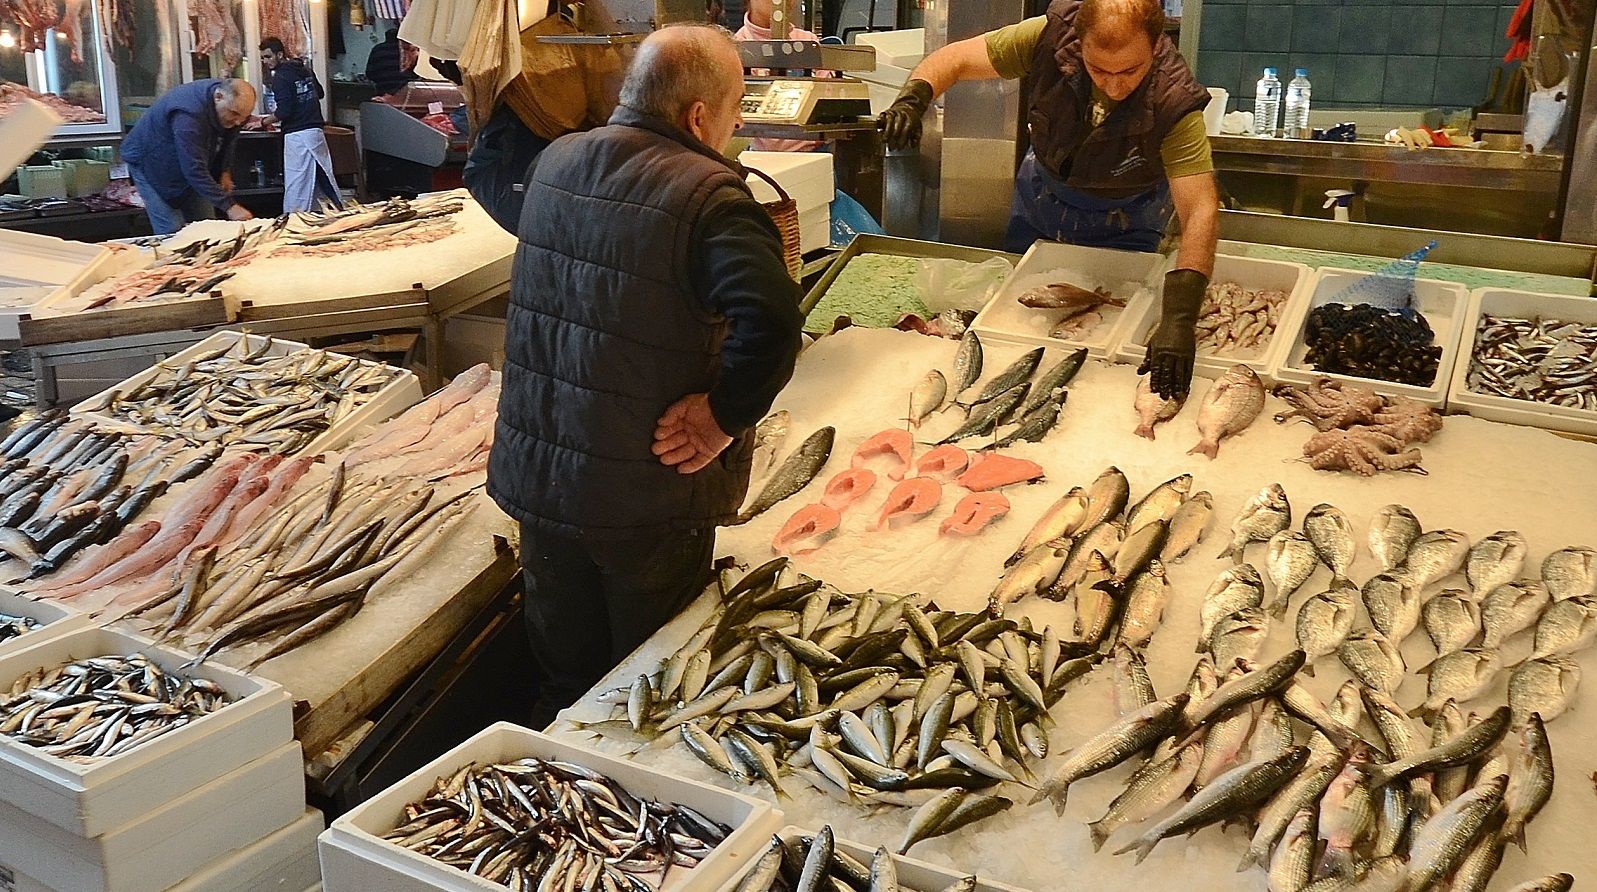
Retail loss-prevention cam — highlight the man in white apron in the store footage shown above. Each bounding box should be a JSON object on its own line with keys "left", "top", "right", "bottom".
{"left": 261, "top": 37, "right": 341, "bottom": 213}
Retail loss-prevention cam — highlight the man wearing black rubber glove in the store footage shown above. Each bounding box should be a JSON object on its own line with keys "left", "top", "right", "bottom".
{"left": 880, "top": 0, "right": 1218, "bottom": 399}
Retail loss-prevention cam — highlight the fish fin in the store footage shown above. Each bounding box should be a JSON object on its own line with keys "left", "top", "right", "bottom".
{"left": 1510, "top": 824, "right": 1528, "bottom": 853}
{"left": 1119, "top": 836, "right": 1159, "bottom": 864}
{"left": 1187, "top": 440, "right": 1219, "bottom": 459}
{"left": 1301, "top": 661, "right": 1317, "bottom": 678}
{"left": 1087, "top": 821, "right": 1111, "bottom": 852}
{"left": 1236, "top": 848, "right": 1265, "bottom": 872}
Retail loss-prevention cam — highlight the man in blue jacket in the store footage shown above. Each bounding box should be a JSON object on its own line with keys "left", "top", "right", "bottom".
{"left": 122, "top": 78, "right": 257, "bottom": 234}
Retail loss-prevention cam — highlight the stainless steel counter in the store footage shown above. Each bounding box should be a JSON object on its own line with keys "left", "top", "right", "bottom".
{"left": 1211, "top": 135, "right": 1564, "bottom": 193}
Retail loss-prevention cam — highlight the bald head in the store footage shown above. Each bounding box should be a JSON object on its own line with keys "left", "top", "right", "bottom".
{"left": 1078, "top": 0, "right": 1164, "bottom": 50}
{"left": 620, "top": 26, "right": 745, "bottom": 150}
{"left": 214, "top": 78, "right": 257, "bottom": 129}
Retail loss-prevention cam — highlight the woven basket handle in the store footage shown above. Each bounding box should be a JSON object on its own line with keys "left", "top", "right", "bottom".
{"left": 746, "top": 166, "right": 794, "bottom": 204}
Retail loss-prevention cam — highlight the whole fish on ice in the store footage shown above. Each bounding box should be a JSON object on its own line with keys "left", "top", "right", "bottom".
{"left": 1188, "top": 364, "right": 1265, "bottom": 459}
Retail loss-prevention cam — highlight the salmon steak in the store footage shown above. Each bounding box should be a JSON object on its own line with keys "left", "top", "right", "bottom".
{"left": 875, "top": 478, "right": 943, "bottom": 531}
{"left": 821, "top": 468, "right": 878, "bottom": 511}
{"left": 941, "top": 492, "right": 1011, "bottom": 536}
{"left": 851, "top": 429, "right": 914, "bottom": 481}
{"left": 771, "top": 503, "right": 843, "bottom": 555}
{"left": 956, "top": 454, "right": 1045, "bottom": 491}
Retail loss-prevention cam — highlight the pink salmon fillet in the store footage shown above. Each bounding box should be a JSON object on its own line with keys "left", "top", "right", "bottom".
{"left": 771, "top": 504, "right": 843, "bottom": 555}
{"left": 941, "top": 492, "right": 1011, "bottom": 536}
{"left": 821, "top": 469, "right": 877, "bottom": 511}
{"left": 876, "top": 478, "right": 943, "bottom": 531}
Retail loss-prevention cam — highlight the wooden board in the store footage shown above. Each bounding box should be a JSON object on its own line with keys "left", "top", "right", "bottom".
{"left": 427, "top": 254, "right": 512, "bottom": 321}
{"left": 236, "top": 287, "right": 427, "bottom": 323}
{"left": 18, "top": 293, "right": 236, "bottom": 347}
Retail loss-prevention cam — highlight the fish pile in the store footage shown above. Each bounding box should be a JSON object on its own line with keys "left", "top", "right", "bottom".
{"left": 1016, "top": 280, "right": 1128, "bottom": 341}
{"left": 584, "top": 558, "right": 1092, "bottom": 852}
{"left": 382, "top": 756, "right": 733, "bottom": 890}
{"left": 737, "top": 825, "right": 986, "bottom": 892}
{"left": 1039, "top": 487, "right": 1592, "bottom": 888}
{"left": 276, "top": 193, "right": 466, "bottom": 258}
{"left": 1273, "top": 378, "right": 1444, "bottom": 476}
{"left": 1131, "top": 363, "right": 1266, "bottom": 459}
{"left": 1301, "top": 304, "right": 1443, "bottom": 387}
{"left": 1468, "top": 314, "right": 1597, "bottom": 411}
{"left": 988, "top": 467, "right": 1211, "bottom": 641}
{"left": 0, "top": 412, "right": 219, "bottom": 583}
{"left": 1, "top": 654, "right": 232, "bottom": 762}
{"left": 78, "top": 337, "right": 404, "bottom": 454}
{"left": 0, "top": 612, "right": 40, "bottom": 644}
{"left": 32, "top": 367, "right": 499, "bottom": 667}
{"left": 1193, "top": 282, "right": 1291, "bottom": 357}
{"left": 72, "top": 225, "right": 282, "bottom": 311}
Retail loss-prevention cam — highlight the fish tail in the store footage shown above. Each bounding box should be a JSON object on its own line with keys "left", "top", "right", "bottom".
{"left": 1122, "top": 836, "right": 1160, "bottom": 864}
{"left": 1187, "top": 439, "right": 1219, "bottom": 460}
{"left": 1508, "top": 821, "right": 1528, "bottom": 854}
{"left": 1087, "top": 821, "right": 1111, "bottom": 853}
{"left": 1236, "top": 847, "right": 1265, "bottom": 872}
{"left": 1134, "top": 423, "right": 1155, "bottom": 441}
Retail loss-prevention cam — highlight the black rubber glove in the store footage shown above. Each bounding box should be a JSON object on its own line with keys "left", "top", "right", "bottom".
{"left": 877, "top": 79, "right": 934, "bottom": 150}
{"left": 1139, "top": 268, "right": 1207, "bottom": 400}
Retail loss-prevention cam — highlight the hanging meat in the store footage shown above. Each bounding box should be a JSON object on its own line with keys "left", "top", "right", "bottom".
{"left": 3, "top": 0, "right": 64, "bottom": 54}
{"left": 259, "top": 0, "right": 309, "bottom": 58}
{"left": 94, "top": 0, "right": 134, "bottom": 54}
{"left": 191, "top": 0, "right": 241, "bottom": 67}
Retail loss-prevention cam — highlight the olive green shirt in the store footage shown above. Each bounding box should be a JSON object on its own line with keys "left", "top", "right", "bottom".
{"left": 985, "top": 16, "right": 1214, "bottom": 179}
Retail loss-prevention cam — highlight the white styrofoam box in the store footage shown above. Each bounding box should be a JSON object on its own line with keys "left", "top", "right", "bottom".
{"left": 0, "top": 624, "right": 294, "bottom": 837}
{"left": 0, "top": 589, "right": 91, "bottom": 659}
{"left": 1115, "top": 253, "right": 1311, "bottom": 382}
{"left": 0, "top": 229, "right": 119, "bottom": 341}
{"left": 970, "top": 241, "right": 1167, "bottom": 360}
{"left": 320, "top": 723, "right": 781, "bottom": 892}
{"left": 0, "top": 743, "right": 304, "bottom": 892}
{"left": 714, "top": 826, "right": 1034, "bottom": 892}
{"left": 743, "top": 151, "right": 835, "bottom": 215}
{"left": 853, "top": 28, "right": 926, "bottom": 68}
{"left": 68, "top": 330, "right": 422, "bottom": 455}
{"left": 1446, "top": 288, "right": 1597, "bottom": 436}
{"left": 170, "top": 808, "right": 324, "bottom": 892}
{"left": 1273, "top": 267, "right": 1471, "bottom": 408}
{"left": 799, "top": 205, "right": 832, "bottom": 254}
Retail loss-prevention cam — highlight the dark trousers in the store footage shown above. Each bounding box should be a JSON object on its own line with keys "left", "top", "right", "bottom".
{"left": 521, "top": 523, "right": 714, "bottom": 728}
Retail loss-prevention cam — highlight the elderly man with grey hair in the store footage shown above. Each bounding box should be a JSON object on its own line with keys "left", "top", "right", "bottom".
{"left": 490, "top": 24, "right": 804, "bottom": 726}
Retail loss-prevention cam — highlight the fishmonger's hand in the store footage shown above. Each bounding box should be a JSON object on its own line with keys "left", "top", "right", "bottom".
{"left": 1138, "top": 269, "right": 1207, "bottom": 400}
{"left": 653, "top": 393, "right": 733, "bottom": 475}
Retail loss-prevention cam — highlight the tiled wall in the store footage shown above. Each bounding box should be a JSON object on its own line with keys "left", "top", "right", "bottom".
{"left": 1195, "top": 0, "right": 1521, "bottom": 109}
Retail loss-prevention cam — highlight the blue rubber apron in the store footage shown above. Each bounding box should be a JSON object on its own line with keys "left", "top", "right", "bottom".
{"left": 1003, "top": 149, "right": 1173, "bottom": 255}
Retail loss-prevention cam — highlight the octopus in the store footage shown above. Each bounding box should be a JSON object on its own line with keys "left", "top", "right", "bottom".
{"left": 1370, "top": 396, "right": 1444, "bottom": 444}
{"left": 1272, "top": 378, "right": 1385, "bottom": 431}
{"left": 1303, "top": 428, "right": 1426, "bottom": 476}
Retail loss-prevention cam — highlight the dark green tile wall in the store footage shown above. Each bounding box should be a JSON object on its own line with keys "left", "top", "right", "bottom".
{"left": 1193, "top": 0, "right": 1519, "bottom": 110}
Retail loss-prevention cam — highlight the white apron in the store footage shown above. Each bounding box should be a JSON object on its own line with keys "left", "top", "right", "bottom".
{"left": 283, "top": 128, "right": 338, "bottom": 213}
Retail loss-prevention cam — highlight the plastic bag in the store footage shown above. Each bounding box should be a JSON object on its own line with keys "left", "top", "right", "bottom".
{"left": 830, "top": 189, "right": 884, "bottom": 246}
{"left": 912, "top": 256, "right": 1013, "bottom": 314}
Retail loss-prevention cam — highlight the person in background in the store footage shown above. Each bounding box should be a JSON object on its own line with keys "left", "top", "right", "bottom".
{"left": 489, "top": 25, "right": 804, "bottom": 727}
{"left": 735, "top": 0, "right": 830, "bottom": 152}
{"left": 878, "top": 0, "right": 1218, "bottom": 400}
{"left": 706, "top": 0, "right": 726, "bottom": 25}
{"left": 121, "top": 78, "right": 256, "bottom": 235}
{"left": 365, "top": 28, "right": 420, "bottom": 96}
{"left": 259, "top": 37, "right": 341, "bottom": 213}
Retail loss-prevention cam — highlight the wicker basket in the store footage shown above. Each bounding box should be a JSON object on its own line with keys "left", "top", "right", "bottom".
{"left": 748, "top": 167, "right": 803, "bottom": 281}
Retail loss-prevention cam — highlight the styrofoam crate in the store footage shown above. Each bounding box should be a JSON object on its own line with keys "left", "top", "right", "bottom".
{"left": 1446, "top": 287, "right": 1597, "bottom": 436}
{"left": 0, "top": 589, "right": 91, "bottom": 659}
{"left": 714, "top": 826, "right": 1034, "bottom": 892}
{"left": 68, "top": 330, "right": 422, "bottom": 455}
{"left": 799, "top": 205, "right": 832, "bottom": 254}
{"left": 320, "top": 722, "right": 781, "bottom": 892}
{"left": 0, "top": 743, "right": 304, "bottom": 892}
{"left": 169, "top": 808, "right": 324, "bottom": 892}
{"left": 969, "top": 241, "right": 1167, "bottom": 361}
{"left": 743, "top": 152, "right": 835, "bottom": 215}
{"left": 1114, "top": 253, "right": 1311, "bottom": 382}
{"left": 1272, "top": 267, "right": 1470, "bottom": 408}
{"left": 0, "top": 624, "right": 294, "bottom": 837}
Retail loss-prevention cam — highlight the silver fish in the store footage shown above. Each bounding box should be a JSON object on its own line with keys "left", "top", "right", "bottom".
{"left": 1161, "top": 491, "right": 1213, "bottom": 563}
{"left": 1447, "top": 823, "right": 1508, "bottom": 892}
{"left": 1297, "top": 582, "right": 1358, "bottom": 672}
{"left": 1032, "top": 694, "right": 1190, "bottom": 813}
{"left": 988, "top": 543, "right": 1069, "bottom": 616}
{"left": 1508, "top": 655, "right": 1581, "bottom": 726}
{"left": 1087, "top": 741, "right": 1204, "bottom": 852}
{"left": 1200, "top": 563, "right": 1265, "bottom": 646}
{"left": 1126, "top": 475, "right": 1192, "bottom": 534}
{"left": 1504, "top": 876, "right": 1575, "bottom": 892}
{"left": 1267, "top": 809, "right": 1319, "bottom": 892}
{"left": 1400, "top": 774, "right": 1507, "bottom": 892}
{"left": 1422, "top": 590, "right": 1481, "bottom": 659}
{"left": 736, "top": 427, "right": 836, "bottom": 523}
{"left": 1194, "top": 680, "right": 1258, "bottom": 787}
{"left": 962, "top": 346, "right": 1043, "bottom": 409}
{"left": 1210, "top": 607, "right": 1270, "bottom": 668}
{"left": 1243, "top": 750, "right": 1342, "bottom": 873}
{"left": 1523, "top": 594, "right": 1597, "bottom": 662}
{"left": 1427, "top": 701, "right": 1469, "bottom": 805}
{"left": 1400, "top": 529, "right": 1471, "bottom": 591}
{"left": 1082, "top": 466, "right": 1131, "bottom": 531}
{"left": 1541, "top": 546, "right": 1597, "bottom": 601}
{"left": 1117, "top": 747, "right": 1309, "bottom": 863}
{"left": 936, "top": 383, "right": 1029, "bottom": 444}
{"left": 1317, "top": 744, "right": 1376, "bottom": 878}
{"left": 1365, "top": 706, "right": 1511, "bottom": 789}
{"left": 1188, "top": 364, "right": 1266, "bottom": 459}
{"left": 1009, "top": 487, "right": 1089, "bottom": 565}
{"left": 1480, "top": 581, "right": 1550, "bottom": 649}
{"left": 1362, "top": 572, "right": 1421, "bottom": 643}
{"left": 1022, "top": 348, "right": 1088, "bottom": 415}
{"left": 1417, "top": 649, "right": 1498, "bottom": 716}
{"left": 1223, "top": 484, "right": 1291, "bottom": 563}
{"left": 1465, "top": 530, "right": 1527, "bottom": 598}
{"left": 751, "top": 410, "right": 792, "bottom": 479}
{"left": 1118, "top": 560, "right": 1171, "bottom": 648}
{"left": 1501, "top": 713, "right": 1553, "bottom": 852}
{"left": 1110, "top": 643, "right": 1156, "bottom": 716}
{"left": 1265, "top": 531, "right": 1319, "bottom": 617}
{"left": 908, "top": 371, "right": 948, "bottom": 428}
{"left": 1303, "top": 503, "right": 1355, "bottom": 580}
{"left": 1368, "top": 505, "right": 1422, "bottom": 572}
{"left": 1338, "top": 628, "right": 1406, "bottom": 695}
{"left": 1052, "top": 521, "right": 1124, "bottom": 597}
{"left": 949, "top": 331, "right": 983, "bottom": 402}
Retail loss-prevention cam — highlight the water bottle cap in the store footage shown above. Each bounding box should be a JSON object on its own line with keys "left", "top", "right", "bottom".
{"left": 1295, "top": 68, "right": 1308, "bottom": 77}
{"left": 1264, "top": 67, "right": 1277, "bottom": 76}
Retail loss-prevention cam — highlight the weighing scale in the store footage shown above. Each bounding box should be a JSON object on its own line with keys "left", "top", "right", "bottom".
{"left": 740, "top": 78, "right": 873, "bottom": 125}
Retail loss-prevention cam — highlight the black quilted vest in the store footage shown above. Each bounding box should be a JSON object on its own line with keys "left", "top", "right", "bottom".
{"left": 489, "top": 108, "right": 755, "bottom": 538}
{"left": 1026, "top": 0, "right": 1211, "bottom": 195}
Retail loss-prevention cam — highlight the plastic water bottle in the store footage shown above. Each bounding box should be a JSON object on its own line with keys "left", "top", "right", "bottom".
{"left": 1253, "top": 68, "right": 1281, "bottom": 138}
{"left": 1284, "top": 69, "right": 1312, "bottom": 139}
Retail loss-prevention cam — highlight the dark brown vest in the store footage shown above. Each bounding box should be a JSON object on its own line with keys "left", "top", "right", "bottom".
{"left": 1026, "top": 0, "right": 1211, "bottom": 195}
{"left": 489, "top": 108, "right": 756, "bottom": 538}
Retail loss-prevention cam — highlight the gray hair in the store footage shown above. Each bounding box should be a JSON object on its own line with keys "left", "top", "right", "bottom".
{"left": 619, "top": 25, "right": 740, "bottom": 122}
{"left": 217, "top": 78, "right": 256, "bottom": 105}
